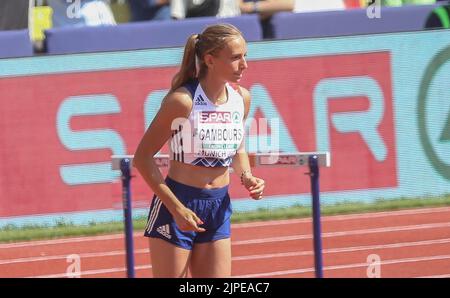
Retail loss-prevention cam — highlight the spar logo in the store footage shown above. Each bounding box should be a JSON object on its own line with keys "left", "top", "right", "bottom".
{"left": 199, "top": 111, "right": 232, "bottom": 123}
{"left": 245, "top": 52, "right": 398, "bottom": 191}
{"left": 418, "top": 45, "right": 450, "bottom": 180}
{"left": 50, "top": 52, "right": 397, "bottom": 192}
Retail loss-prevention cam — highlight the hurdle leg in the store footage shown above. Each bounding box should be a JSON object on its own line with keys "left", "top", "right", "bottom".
{"left": 308, "top": 155, "right": 324, "bottom": 278}
{"left": 120, "top": 158, "right": 135, "bottom": 278}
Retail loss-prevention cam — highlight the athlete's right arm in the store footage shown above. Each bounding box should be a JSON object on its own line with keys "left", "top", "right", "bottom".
{"left": 133, "top": 88, "right": 205, "bottom": 232}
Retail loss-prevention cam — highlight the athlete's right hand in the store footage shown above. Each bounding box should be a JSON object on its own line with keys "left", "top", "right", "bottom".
{"left": 173, "top": 206, "right": 206, "bottom": 232}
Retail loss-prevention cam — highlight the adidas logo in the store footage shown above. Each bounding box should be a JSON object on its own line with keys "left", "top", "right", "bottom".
{"left": 156, "top": 224, "right": 172, "bottom": 239}
{"left": 195, "top": 94, "right": 207, "bottom": 106}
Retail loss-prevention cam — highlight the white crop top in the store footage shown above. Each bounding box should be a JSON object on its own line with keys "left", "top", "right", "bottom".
{"left": 169, "top": 79, "right": 245, "bottom": 167}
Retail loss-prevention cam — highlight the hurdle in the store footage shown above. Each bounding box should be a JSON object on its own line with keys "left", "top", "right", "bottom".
{"left": 111, "top": 152, "right": 331, "bottom": 278}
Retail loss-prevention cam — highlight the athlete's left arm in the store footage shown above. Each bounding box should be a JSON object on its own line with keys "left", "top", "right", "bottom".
{"left": 231, "top": 86, "right": 265, "bottom": 200}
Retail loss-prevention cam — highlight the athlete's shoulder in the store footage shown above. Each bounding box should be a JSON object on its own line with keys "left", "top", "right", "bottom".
{"left": 229, "top": 84, "right": 251, "bottom": 118}
{"left": 232, "top": 84, "right": 251, "bottom": 106}
{"left": 182, "top": 78, "right": 200, "bottom": 98}
{"left": 228, "top": 83, "right": 246, "bottom": 97}
{"left": 238, "top": 86, "right": 251, "bottom": 101}
{"left": 161, "top": 86, "right": 194, "bottom": 116}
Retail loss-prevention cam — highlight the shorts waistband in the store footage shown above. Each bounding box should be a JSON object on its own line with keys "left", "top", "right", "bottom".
{"left": 165, "top": 176, "right": 229, "bottom": 200}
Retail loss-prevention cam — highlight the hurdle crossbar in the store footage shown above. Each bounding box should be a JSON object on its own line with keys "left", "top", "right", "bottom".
{"left": 111, "top": 152, "right": 330, "bottom": 278}
{"left": 112, "top": 152, "right": 330, "bottom": 171}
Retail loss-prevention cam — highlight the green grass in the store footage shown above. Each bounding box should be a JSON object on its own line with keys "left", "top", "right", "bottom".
{"left": 1, "top": 194, "right": 450, "bottom": 243}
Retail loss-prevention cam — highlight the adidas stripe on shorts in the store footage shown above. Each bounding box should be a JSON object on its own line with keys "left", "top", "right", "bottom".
{"left": 144, "top": 176, "right": 232, "bottom": 250}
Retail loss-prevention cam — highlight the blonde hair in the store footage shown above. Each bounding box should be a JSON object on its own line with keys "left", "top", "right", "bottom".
{"left": 170, "top": 23, "right": 244, "bottom": 91}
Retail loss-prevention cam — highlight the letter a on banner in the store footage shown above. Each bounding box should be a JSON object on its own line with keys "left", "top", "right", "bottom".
{"left": 247, "top": 84, "right": 298, "bottom": 153}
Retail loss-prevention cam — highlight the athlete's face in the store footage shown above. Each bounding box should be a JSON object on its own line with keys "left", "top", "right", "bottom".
{"left": 205, "top": 36, "right": 248, "bottom": 83}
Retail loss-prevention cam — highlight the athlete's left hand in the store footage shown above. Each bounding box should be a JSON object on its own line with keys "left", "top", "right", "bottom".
{"left": 243, "top": 175, "right": 265, "bottom": 200}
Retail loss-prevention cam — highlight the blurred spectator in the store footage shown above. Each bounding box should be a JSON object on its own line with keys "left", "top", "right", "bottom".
{"left": 239, "top": 0, "right": 345, "bottom": 39}
{"left": 239, "top": 0, "right": 345, "bottom": 15}
{"left": 380, "top": 0, "right": 436, "bottom": 5}
{"left": 171, "top": 0, "right": 220, "bottom": 18}
{"left": 171, "top": 0, "right": 240, "bottom": 19}
{"left": 343, "top": 0, "right": 365, "bottom": 8}
{"left": 293, "top": 0, "right": 346, "bottom": 13}
{"left": 128, "top": 0, "right": 171, "bottom": 21}
{"left": 47, "top": 0, "right": 116, "bottom": 27}
{"left": 0, "top": 0, "right": 29, "bottom": 30}
{"left": 239, "top": 0, "right": 291, "bottom": 39}
{"left": 217, "top": 0, "right": 241, "bottom": 18}
{"left": 425, "top": 2, "right": 450, "bottom": 28}
{"left": 239, "top": 0, "right": 292, "bottom": 15}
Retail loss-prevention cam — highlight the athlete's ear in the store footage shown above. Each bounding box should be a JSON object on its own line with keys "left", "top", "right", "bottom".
{"left": 203, "top": 53, "right": 215, "bottom": 70}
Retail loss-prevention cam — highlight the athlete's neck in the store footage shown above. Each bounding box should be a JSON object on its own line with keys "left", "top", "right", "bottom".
{"left": 199, "top": 76, "right": 228, "bottom": 105}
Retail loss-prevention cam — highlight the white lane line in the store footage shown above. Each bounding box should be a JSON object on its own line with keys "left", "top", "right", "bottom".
{"left": 4, "top": 237, "right": 450, "bottom": 265}
{"left": 234, "top": 254, "right": 450, "bottom": 278}
{"left": 27, "top": 252, "right": 450, "bottom": 278}
{"left": 29, "top": 264, "right": 153, "bottom": 278}
{"left": 416, "top": 273, "right": 450, "bottom": 278}
{"left": 232, "top": 222, "right": 450, "bottom": 245}
{"left": 3, "top": 222, "right": 450, "bottom": 264}
{"left": 0, "top": 248, "right": 149, "bottom": 265}
{"left": 232, "top": 238, "right": 450, "bottom": 261}
{"left": 234, "top": 206, "right": 450, "bottom": 228}
{"left": 2, "top": 206, "right": 450, "bottom": 249}
{"left": 0, "top": 234, "right": 125, "bottom": 249}
{"left": 5, "top": 237, "right": 450, "bottom": 265}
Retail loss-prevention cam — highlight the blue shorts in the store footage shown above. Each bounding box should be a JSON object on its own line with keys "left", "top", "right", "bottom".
{"left": 143, "top": 176, "right": 232, "bottom": 250}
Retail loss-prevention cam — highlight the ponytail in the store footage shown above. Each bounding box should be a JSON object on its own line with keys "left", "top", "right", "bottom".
{"left": 170, "top": 34, "right": 199, "bottom": 92}
{"left": 170, "top": 23, "right": 244, "bottom": 92}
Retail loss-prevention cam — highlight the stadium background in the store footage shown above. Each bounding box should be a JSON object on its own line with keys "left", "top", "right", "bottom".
{"left": 0, "top": 3, "right": 449, "bottom": 229}
{"left": 1, "top": 31, "right": 449, "bottom": 228}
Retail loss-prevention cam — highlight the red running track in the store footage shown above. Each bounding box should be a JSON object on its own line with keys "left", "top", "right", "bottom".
{"left": 1, "top": 206, "right": 450, "bottom": 278}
